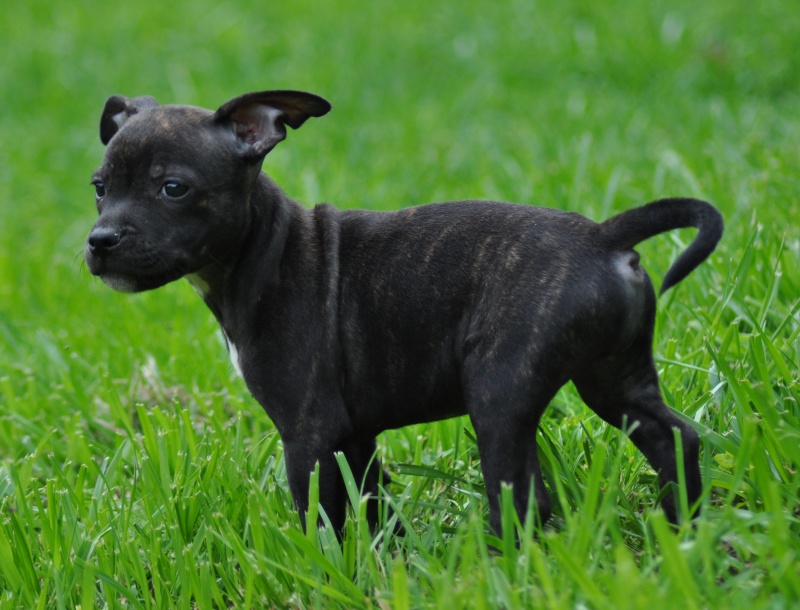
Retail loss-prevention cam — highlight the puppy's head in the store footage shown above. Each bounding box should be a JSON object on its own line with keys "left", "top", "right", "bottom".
{"left": 85, "top": 90, "right": 330, "bottom": 292}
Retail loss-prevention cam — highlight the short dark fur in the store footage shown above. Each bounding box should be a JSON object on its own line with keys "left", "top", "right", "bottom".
{"left": 85, "top": 90, "right": 723, "bottom": 536}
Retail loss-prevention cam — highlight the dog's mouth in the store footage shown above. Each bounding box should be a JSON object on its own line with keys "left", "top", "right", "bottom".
{"left": 84, "top": 223, "right": 215, "bottom": 293}
{"left": 95, "top": 268, "right": 185, "bottom": 293}
{"left": 99, "top": 272, "right": 143, "bottom": 293}
{"left": 86, "top": 247, "right": 187, "bottom": 293}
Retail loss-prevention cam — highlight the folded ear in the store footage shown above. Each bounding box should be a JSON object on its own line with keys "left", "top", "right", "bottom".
{"left": 99, "top": 95, "right": 159, "bottom": 144}
{"left": 214, "top": 90, "right": 331, "bottom": 160}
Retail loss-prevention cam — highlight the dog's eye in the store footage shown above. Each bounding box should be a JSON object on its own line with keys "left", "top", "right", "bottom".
{"left": 92, "top": 180, "right": 106, "bottom": 199}
{"left": 161, "top": 181, "right": 189, "bottom": 199}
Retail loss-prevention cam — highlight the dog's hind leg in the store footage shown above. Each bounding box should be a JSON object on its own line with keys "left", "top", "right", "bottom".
{"left": 465, "top": 365, "right": 562, "bottom": 536}
{"left": 572, "top": 343, "right": 702, "bottom": 524}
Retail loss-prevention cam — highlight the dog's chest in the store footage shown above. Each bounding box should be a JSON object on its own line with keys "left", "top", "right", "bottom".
{"left": 224, "top": 332, "right": 243, "bottom": 377}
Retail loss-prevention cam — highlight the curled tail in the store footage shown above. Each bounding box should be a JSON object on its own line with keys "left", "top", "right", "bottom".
{"left": 600, "top": 198, "right": 723, "bottom": 294}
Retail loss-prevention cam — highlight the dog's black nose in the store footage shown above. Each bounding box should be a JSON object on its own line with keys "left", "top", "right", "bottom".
{"left": 87, "top": 227, "right": 122, "bottom": 253}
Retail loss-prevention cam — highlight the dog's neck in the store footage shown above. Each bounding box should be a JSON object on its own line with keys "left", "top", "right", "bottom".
{"left": 188, "top": 173, "right": 300, "bottom": 339}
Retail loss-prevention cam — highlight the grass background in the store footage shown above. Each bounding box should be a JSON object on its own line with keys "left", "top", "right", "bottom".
{"left": 1, "top": 0, "right": 799, "bottom": 607}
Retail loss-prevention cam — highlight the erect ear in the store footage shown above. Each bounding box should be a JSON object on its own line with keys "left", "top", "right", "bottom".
{"left": 213, "top": 90, "right": 331, "bottom": 160}
{"left": 99, "top": 95, "right": 159, "bottom": 145}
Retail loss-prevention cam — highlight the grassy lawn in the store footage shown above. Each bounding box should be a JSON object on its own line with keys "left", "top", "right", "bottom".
{"left": 1, "top": 0, "right": 799, "bottom": 607}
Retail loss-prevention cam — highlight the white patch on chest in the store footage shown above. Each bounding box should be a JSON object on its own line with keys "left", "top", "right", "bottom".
{"left": 186, "top": 273, "right": 210, "bottom": 297}
{"left": 223, "top": 332, "right": 243, "bottom": 378}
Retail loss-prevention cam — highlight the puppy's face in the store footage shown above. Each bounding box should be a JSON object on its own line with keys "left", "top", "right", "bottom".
{"left": 85, "top": 106, "right": 256, "bottom": 293}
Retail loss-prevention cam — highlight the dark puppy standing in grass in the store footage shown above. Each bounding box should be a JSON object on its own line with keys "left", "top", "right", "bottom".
{"left": 85, "top": 90, "right": 722, "bottom": 536}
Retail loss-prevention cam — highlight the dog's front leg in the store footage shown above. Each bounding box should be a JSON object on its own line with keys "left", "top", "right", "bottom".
{"left": 337, "top": 438, "right": 397, "bottom": 532}
{"left": 284, "top": 437, "right": 392, "bottom": 535}
{"left": 283, "top": 441, "right": 349, "bottom": 534}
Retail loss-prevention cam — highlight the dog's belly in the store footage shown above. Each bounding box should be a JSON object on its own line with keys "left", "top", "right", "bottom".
{"left": 348, "top": 389, "right": 467, "bottom": 434}
{"left": 341, "top": 331, "right": 468, "bottom": 433}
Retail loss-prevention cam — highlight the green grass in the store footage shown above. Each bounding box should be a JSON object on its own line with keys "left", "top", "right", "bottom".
{"left": 1, "top": 0, "right": 799, "bottom": 607}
